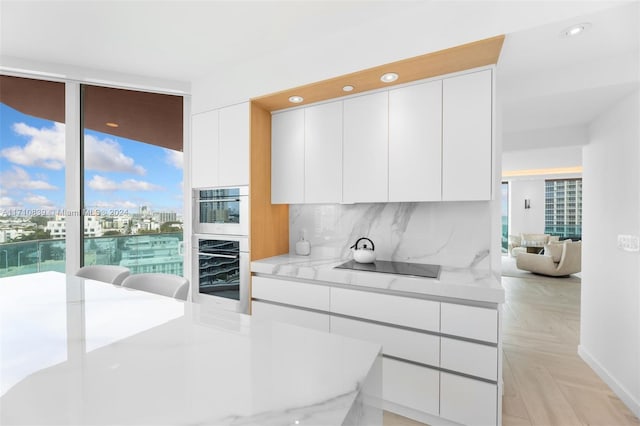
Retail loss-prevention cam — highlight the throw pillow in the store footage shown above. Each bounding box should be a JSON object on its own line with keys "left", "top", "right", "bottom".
{"left": 544, "top": 243, "right": 563, "bottom": 263}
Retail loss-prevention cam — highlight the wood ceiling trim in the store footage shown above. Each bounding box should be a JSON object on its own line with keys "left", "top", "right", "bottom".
{"left": 252, "top": 35, "right": 505, "bottom": 112}
{"left": 0, "top": 76, "right": 183, "bottom": 152}
{"left": 0, "top": 75, "right": 65, "bottom": 123}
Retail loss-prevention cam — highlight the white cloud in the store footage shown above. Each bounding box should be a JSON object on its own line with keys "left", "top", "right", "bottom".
{"left": 1, "top": 166, "right": 58, "bottom": 190}
{"left": 1, "top": 122, "right": 65, "bottom": 169}
{"left": 120, "top": 179, "right": 163, "bottom": 191}
{"left": 0, "top": 196, "right": 18, "bottom": 208}
{"left": 88, "top": 175, "right": 163, "bottom": 192}
{"left": 23, "top": 194, "right": 55, "bottom": 209}
{"left": 1, "top": 122, "right": 146, "bottom": 175}
{"left": 165, "top": 149, "right": 183, "bottom": 169}
{"left": 87, "top": 175, "right": 118, "bottom": 191}
{"left": 85, "top": 134, "right": 146, "bottom": 175}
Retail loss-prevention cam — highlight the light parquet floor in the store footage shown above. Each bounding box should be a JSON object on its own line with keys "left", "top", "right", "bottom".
{"left": 384, "top": 273, "right": 640, "bottom": 426}
{"left": 501, "top": 274, "right": 640, "bottom": 426}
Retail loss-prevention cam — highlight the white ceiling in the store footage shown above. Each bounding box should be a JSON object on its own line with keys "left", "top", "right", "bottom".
{"left": 1, "top": 0, "right": 638, "bottom": 151}
{"left": 498, "top": 2, "right": 639, "bottom": 144}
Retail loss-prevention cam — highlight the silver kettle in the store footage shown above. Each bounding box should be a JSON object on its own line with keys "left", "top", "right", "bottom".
{"left": 350, "top": 237, "right": 376, "bottom": 263}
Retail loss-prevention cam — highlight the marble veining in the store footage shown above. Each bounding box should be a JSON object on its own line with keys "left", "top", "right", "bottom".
{"left": 0, "top": 272, "right": 382, "bottom": 425}
{"left": 290, "top": 201, "right": 492, "bottom": 269}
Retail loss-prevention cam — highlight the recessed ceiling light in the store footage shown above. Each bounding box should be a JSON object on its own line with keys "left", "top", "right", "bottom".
{"left": 105, "top": 122, "right": 119, "bottom": 128}
{"left": 288, "top": 96, "right": 304, "bottom": 103}
{"left": 342, "top": 85, "right": 354, "bottom": 92}
{"left": 380, "top": 72, "right": 399, "bottom": 83}
{"left": 561, "top": 23, "right": 591, "bottom": 38}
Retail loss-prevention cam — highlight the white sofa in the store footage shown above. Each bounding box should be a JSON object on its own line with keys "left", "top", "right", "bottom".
{"left": 509, "top": 233, "right": 559, "bottom": 257}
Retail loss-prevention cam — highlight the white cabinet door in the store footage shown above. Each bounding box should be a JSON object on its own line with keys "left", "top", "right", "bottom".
{"left": 330, "top": 287, "right": 439, "bottom": 332}
{"left": 343, "top": 91, "right": 389, "bottom": 203}
{"left": 440, "top": 372, "right": 498, "bottom": 426}
{"left": 191, "top": 109, "right": 219, "bottom": 188}
{"left": 440, "top": 337, "right": 497, "bottom": 381}
{"left": 252, "top": 276, "right": 330, "bottom": 311}
{"left": 441, "top": 302, "right": 498, "bottom": 343}
{"left": 389, "top": 81, "right": 442, "bottom": 202}
{"left": 331, "top": 316, "right": 439, "bottom": 366}
{"left": 218, "top": 102, "right": 249, "bottom": 187}
{"left": 383, "top": 358, "right": 439, "bottom": 416}
{"left": 271, "top": 109, "right": 305, "bottom": 204}
{"left": 305, "top": 101, "right": 343, "bottom": 203}
{"left": 252, "top": 301, "right": 330, "bottom": 332}
{"left": 442, "top": 69, "right": 492, "bottom": 201}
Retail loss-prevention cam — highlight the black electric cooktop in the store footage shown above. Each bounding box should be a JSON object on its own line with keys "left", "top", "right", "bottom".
{"left": 335, "top": 260, "right": 441, "bottom": 279}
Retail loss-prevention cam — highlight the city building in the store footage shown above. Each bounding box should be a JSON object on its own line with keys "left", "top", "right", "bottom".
{"left": 545, "top": 179, "right": 583, "bottom": 238}
{"left": 45, "top": 215, "right": 104, "bottom": 239}
{"left": 119, "top": 235, "right": 183, "bottom": 275}
{"left": 153, "top": 211, "right": 177, "bottom": 223}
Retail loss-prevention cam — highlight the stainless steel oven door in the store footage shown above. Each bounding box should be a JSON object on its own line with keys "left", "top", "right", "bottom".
{"left": 192, "top": 235, "right": 249, "bottom": 314}
{"left": 194, "top": 186, "right": 248, "bottom": 236}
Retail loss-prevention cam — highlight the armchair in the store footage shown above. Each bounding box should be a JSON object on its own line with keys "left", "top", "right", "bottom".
{"left": 516, "top": 241, "right": 581, "bottom": 277}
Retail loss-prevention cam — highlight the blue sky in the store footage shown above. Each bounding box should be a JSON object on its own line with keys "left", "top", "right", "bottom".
{"left": 0, "top": 103, "right": 183, "bottom": 216}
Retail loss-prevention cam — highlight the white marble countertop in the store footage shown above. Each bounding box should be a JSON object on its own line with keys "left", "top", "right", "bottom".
{"left": 0, "top": 272, "right": 382, "bottom": 425}
{"left": 252, "top": 254, "right": 504, "bottom": 304}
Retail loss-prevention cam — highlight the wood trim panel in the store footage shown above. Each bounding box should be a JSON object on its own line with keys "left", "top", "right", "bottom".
{"left": 249, "top": 101, "right": 289, "bottom": 261}
{"left": 252, "top": 35, "right": 504, "bottom": 112}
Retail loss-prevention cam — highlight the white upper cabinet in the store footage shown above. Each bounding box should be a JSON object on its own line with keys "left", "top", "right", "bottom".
{"left": 389, "top": 80, "right": 442, "bottom": 202}
{"left": 343, "top": 91, "right": 389, "bottom": 203}
{"left": 304, "top": 102, "right": 343, "bottom": 203}
{"left": 191, "top": 109, "right": 219, "bottom": 188}
{"left": 442, "top": 69, "right": 492, "bottom": 201}
{"left": 219, "top": 102, "right": 250, "bottom": 187}
{"left": 269, "top": 68, "right": 494, "bottom": 204}
{"left": 272, "top": 108, "right": 305, "bottom": 204}
{"left": 191, "top": 102, "right": 250, "bottom": 189}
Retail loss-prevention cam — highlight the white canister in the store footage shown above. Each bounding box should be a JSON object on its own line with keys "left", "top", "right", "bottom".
{"left": 295, "top": 233, "right": 311, "bottom": 256}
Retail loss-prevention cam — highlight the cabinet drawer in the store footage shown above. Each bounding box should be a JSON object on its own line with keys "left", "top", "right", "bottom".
{"left": 330, "top": 287, "right": 439, "bottom": 332}
{"left": 441, "top": 337, "right": 497, "bottom": 381}
{"left": 440, "top": 372, "right": 497, "bottom": 426}
{"left": 383, "top": 358, "right": 439, "bottom": 416}
{"left": 252, "top": 301, "right": 330, "bottom": 332}
{"left": 331, "top": 316, "right": 439, "bottom": 366}
{"left": 252, "top": 276, "right": 330, "bottom": 311}
{"left": 441, "top": 303, "right": 497, "bottom": 343}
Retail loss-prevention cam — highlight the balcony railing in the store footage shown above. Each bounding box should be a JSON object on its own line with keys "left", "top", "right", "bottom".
{"left": 0, "top": 232, "right": 183, "bottom": 278}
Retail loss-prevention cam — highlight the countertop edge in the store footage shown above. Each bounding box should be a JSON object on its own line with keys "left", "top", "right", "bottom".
{"left": 251, "top": 254, "right": 505, "bottom": 304}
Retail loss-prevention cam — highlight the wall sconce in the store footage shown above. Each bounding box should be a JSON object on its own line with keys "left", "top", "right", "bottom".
{"left": 524, "top": 199, "right": 531, "bottom": 209}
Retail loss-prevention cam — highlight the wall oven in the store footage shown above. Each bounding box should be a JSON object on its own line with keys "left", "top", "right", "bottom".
{"left": 193, "top": 186, "right": 248, "bottom": 236}
{"left": 192, "top": 234, "right": 249, "bottom": 313}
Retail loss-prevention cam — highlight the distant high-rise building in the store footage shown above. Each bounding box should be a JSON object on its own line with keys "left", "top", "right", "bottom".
{"left": 544, "top": 179, "right": 582, "bottom": 238}
{"left": 153, "top": 211, "right": 177, "bottom": 223}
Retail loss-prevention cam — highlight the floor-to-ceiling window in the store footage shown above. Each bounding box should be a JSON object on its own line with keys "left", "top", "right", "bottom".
{"left": 545, "top": 178, "right": 582, "bottom": 240}
{"left": 0, "top": 76, "right": 66, "bottom": 277}
{"left": 81, "top": 85, "right": 184, "bottom": 275}
{"left": 501, "top": 181, "right": 509, "bottom": 253}
{"left": 0, "top": 77, "right": 184, "bottom": 278}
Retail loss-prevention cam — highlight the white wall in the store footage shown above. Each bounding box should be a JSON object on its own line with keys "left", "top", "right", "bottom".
{"left": 508, "top": 179, "right": 546, "bottom": 236}
{"left": 503, "top": 130, "right": 586, "bottom": 160}
{"left": 503, "top": 145, "right": 583, "bottom": 174}
{"left": 579, "top": 89, "right": 640, "bottom": 417}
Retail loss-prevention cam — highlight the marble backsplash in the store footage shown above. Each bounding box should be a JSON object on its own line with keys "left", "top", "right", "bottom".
{"left": 289, "top": 202, "right": 492, "bottom": 269}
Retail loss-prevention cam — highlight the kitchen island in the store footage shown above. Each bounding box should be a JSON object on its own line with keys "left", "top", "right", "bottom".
{"left": 251, "top": 254, "right": 505, "bottom": 426}
{"left": 0, "top": 272, "right": 382, "bottom": 426}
